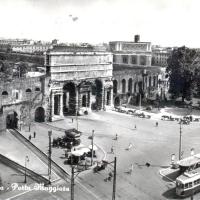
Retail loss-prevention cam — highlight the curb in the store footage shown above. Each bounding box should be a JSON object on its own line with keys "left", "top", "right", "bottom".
{"left": 159, "top": 167, "right": 177, "bottom": 183}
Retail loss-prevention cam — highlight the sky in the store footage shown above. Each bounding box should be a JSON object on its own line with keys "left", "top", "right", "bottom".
{"left": 0, "top": 0, "right": 200, "bottom": 48}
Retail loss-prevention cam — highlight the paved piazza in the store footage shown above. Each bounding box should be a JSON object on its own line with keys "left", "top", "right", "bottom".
{"left": 4, "top": 109, "right": 200, "bottom": 200}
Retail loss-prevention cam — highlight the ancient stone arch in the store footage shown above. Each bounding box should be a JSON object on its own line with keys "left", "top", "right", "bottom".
{"left": 35, "top": 107, "right": 45, "bottom": 122}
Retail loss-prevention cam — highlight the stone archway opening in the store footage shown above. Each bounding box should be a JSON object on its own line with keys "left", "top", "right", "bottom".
{"left": 6, "top": 111, "right": 18, "bottom": 129}
{"left": 82, "top": 95, "right": 87, "bottom": 107}
{"left": 113, "top": 80, "right": 118, "bottom": 94}
{"left": 35, "top": 107, "right": 45, "bottom": 122}
{"left": 63, "top": 82, "right": 76, "bottom": 115}
{"left": 95, "top": 79, "right": 103, "bottom": 110}
{"left": 128, "top": 78, "right": 133, "bottom": 94}
{"left": 122, "top": 79, "right": 126, "bottom": 93}
{"left": 114, "top": 96, "right": 120, "bottom": 107}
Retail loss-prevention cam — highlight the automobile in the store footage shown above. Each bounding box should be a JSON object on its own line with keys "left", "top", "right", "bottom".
{"left": 194, "top": 118, "right": 200, "bottom": 122}
{"left": 126, "top": 109, "right": 135, "bottom": 114}
{"left": 138, "top": 113, "right": 145, "bottom": 118}
{"left": 161, "top": 115, "right": 170, "bottom": 120}
{"left": 146, "top": 106, "right": 152, "bottom": 111}
{"left": 145, "top": 115, "right": 151, "bottom": 119}
{"left": 179, "top": 119, "right": 190, "bottom": 125}
{"left": 65, "top": 128, "right": 81, "bottom": 146}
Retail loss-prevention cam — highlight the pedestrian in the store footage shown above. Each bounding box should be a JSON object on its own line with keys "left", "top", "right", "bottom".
{"left": 28, "top": 134, "right": 31, "bottom": 141}
{"left": 128, "top": 143, "right": 133, "bottom": 150}
{"left": 108, "top": 172, "right": 113, "bottom": 181}
{"left": 156, "top": 122, "right": 158, "bottom": 127}
{"left": 115, "top": 133, "right": 118, "bottom": 140}
{"left": 129, "top": 164, "right": 133, "bottom": 174}
{"left": 111, "top": 146, "right": 114, "bottom": 154}
{"left": 135, "top": 125, "right": 137, "bottom": 130}
{"left": 33, "top": 131, "right": 36, "bottom": 138}
{"left": 72, "top": 118, "right": 74, "bottom": 123}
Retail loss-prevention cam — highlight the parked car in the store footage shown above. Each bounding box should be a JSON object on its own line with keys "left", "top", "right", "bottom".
{"left": 180, "top": 119, "right": 190, "bottom": 125}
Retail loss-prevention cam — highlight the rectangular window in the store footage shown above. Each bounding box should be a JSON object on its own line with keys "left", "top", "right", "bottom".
{"left": 185, "top": 183, "right": 189, "bottom": 189}
{"left": 113, "top": 55, "right": 116, "bottom": 63}
{"left": 16, "top": 92, "right": 19, "bottom": 100}
{"left": 140, "top": 56, "right": 146, "bottom": 65}
{"left": 122, "top": 55, "right": 128, "bottom": 64}
{"left": 131, "top": 55, "right": 137, "bottom": 64}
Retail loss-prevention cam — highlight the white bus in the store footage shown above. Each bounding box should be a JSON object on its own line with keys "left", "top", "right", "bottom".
{"left": 176, "top": 168, "right": 200, "bottom": 197}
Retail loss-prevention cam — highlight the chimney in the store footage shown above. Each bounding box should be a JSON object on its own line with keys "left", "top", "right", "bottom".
{"left": 134, "top": 35, "right": 140, "bottom": 43}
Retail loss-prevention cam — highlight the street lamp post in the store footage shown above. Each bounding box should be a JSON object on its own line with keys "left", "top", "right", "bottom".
{"left": 48, "top": 130, "right": 52, "bottom": 184}
{"left": 76, "top": 110, "right": 79, "bottom": 131}
{"left": 91, "top": 130, "right": 94, "bottom": 166}
{"left": 112, "top": 156, "right": 117, "bottom": 200}
{"left": 179, "top": 120, "right": 182, "bottom": 160}
{"left": 24, "top": 155, "right": 29, "bottom": 183}
{"left": 71, "top": 165, "right": 75, "bottom": 200}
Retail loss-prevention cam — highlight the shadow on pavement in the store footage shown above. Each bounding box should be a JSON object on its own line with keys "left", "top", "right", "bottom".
{"left": 162, "top": 187, "right": 179, "bottom": 199}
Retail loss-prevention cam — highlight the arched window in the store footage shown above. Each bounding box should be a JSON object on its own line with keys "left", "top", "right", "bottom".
{"left": 153, "top": 76, "right": 157, "bottom": 87}
{"left": 35, "top": 87, "right": 40, "bottom": 92}
{"left": 128, "top": 78, "right": 133, "bottom": 93}
{"left": 26, "top": 88, "right": 32, "bottom": 93}
{"left": 113, "top": 80, "right": 118, "bottom": 94}
{"left": 2, "top": 91, "right": 8, "bottom": 96}
{"left": 122, "top": 79, "right": 126, "bottom": 93}
{"left": 134, "top": 82, "right": 137, "bottom": 93}
{"left": 149, "top": 76, "right": 152, "bottom": 87}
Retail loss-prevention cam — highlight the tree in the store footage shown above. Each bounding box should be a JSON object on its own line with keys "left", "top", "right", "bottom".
{"left": 166, "top": 46, "right": 198, "bottom": 102}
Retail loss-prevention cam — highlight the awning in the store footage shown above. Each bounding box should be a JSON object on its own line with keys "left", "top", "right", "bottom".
{"left": 88, "top": 144, "right": 98, "bottom": 151}
{"left": 71, "top": 147, "right": 90, "bottom": 157}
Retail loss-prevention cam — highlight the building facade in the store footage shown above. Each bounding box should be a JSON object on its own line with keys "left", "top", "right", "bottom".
{"left": 110, "top": 35, "right": 162, "bottom": 106}
{"left": 45, "top": 46, "right": 113, "bottom": 121}
{"left": 151, "top": 46, "right": 173, "bottom": 67}
{"left": 0, "top": 76, "right": 46, "bottom": 132}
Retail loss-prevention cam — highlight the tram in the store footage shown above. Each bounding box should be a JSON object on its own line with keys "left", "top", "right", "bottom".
{"left": 176, "top": 153, "right": 200, "bottom": 197}
{"left": 176, "top": 168, "right": 200, "bottom": 197}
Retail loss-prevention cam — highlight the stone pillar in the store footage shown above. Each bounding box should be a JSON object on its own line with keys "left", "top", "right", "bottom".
{"left": 60, "top": 92, "right": 64, "bottom": 117}
{"left": 75, "top": 87, "right": 79, "bottom": 113}
{"left": 101, "top": 85, "right": 105, "bottom": 110}
{"left": 51, "top": 91, "right": 55, "bottom": 118}
{"left": 104, "top": 88, "right": 108, "bottom": 105}
{"left": 137, "top": 55, "right": 140, "bottom": 65}
{"left": 89, "top": 91, "right": 92, "bottom": 110}
{"left": 110, "top": 88, "right": 114, "bottom": 107}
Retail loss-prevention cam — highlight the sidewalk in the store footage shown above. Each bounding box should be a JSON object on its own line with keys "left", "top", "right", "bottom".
{"left": 19, "top": 120, "right": 107, "bottom": 176}
{"left": 0, "top": 131, "right": 57, "bottom": 180}
{"left": 159, "top": 166, "right": 180, "bottom": 182}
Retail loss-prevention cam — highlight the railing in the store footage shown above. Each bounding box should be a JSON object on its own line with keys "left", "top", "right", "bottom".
{"left": 0, "top": 153, "right": 49, "bottom": 185}
{"left": 8, "top": 129, "right": 71, "bottom": 182}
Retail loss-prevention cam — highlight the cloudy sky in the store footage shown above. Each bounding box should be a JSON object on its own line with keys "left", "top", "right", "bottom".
{"left": 0, "top": 0, "right": 199, "bottom": 47}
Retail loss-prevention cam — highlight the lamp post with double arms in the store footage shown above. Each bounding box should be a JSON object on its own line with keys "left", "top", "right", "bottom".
{"left": 91, "top": 130, "right": 94, "bottom": 166}
{"left": 48, "top": 130, "right": 52, "bottom": 184}
{"left": 24, "top": 155, "right": 29, "bottom": 183}
{"left": 179, "top": 120, "right": 182, "bottom": 160}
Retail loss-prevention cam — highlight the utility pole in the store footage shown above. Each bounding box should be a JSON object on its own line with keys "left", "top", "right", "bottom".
{"left": 76, "top": 110, "right": 78, "bottom": 131}
{"left": 179, "top": 121, "right": 182, "bottom": 160}
{"left": 139, "top": 93, "right": 141, "bottom": 110}
{"left": 71, "top": 166, "right": 75, "bottom": 200}
{"left": 91, "top": 130, "right": 94, "bottom": 166}
{"left": 48, "top": 130, "right": 52, "bottom": 184}
{"left": 24, "top": 155, "right": 29, "bottom": 183}
{"left": 112, "top": 156, "right": 117, "bottom": 200}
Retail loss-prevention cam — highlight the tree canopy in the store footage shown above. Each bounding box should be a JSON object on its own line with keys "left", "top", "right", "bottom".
{"left": 166, "top": 46, "right": 200, "bottom": 101}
